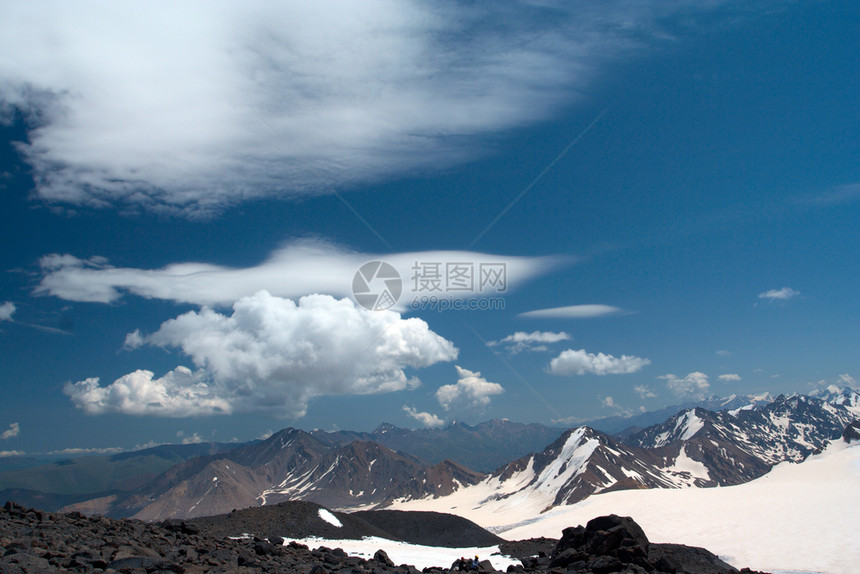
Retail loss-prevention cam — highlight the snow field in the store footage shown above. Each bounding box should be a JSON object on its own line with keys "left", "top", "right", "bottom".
{"left": 279, "top": 536, "right": 519, "bottom": 571}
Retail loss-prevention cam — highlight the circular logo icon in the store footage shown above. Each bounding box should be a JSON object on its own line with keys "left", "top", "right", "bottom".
{"left": 352, "top": 261, "right": 402, "bottom": 311}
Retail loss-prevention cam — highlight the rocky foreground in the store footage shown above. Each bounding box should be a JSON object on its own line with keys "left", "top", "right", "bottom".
{"left": 1, "top": 501, "right": 768, "bottom": 574}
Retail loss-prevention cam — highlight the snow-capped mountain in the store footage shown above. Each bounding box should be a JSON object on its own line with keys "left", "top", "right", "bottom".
{"left": 392, "top": 391, "right": 858, "bottom": 520}
{"left": 809, "top": 384, "right": 860, "bottom": 415}
{"left": 61, "top": 389, "right": 858, "bottom": 522}
{"left": 477, "top": 426, "right": 719, "bottom": 509}
{"left": 627, "top": 393, "right": 857, "bottom": 465}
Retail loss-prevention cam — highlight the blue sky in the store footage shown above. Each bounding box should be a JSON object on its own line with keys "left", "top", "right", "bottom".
{"left": 1, "top": 1, "right": 858, "bottom": 455}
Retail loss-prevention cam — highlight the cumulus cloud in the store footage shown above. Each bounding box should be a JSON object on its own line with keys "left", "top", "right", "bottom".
{"left": 718, "top": 373, "right": 741, "bottom": 382}
{"left": 36, "top": 241, "right": 559, "bottom": 307}
{"left": 601, "top": 396, "right": 617, "bottom": 408}
{"left": 402, "top": 406, "right": 445, "bottom": 428}
{"left": 758, "top": 287, "right": 800, "bottom": 301}
{"left": 65, "top": 292, "right": 457, "bottom": 417}
{"left": 0, "top": 301, "right": 16, "bottom": 321}
{"left": 633, "top": 385, "right": 657, "bottom": 399}
{"left": 548, "top": 348, "right": 650, "bottom": 376}
{"left": 179, "top": 432, "right": 205, "bottom": 445}
{"left": 486, "top": 330, "right": 570, "bottom": 353}
{"left": 660, "top": 372, "right": 710, "bottom": 399}
{"left": 0, "top": 2, "right": 725, "bottom": 215}
{"left": 436, "top": 366, "right": 504, "bottom": 411}
{"left": 519, "top": 305, "right": 625, "bottom": 319}
{"left": 1, "top": 422, "right": 20, "bottom": 440}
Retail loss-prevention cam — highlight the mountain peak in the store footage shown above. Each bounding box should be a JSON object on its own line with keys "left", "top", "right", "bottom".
{"left": 372, "top": 422, "right": 400, "bottom": 435}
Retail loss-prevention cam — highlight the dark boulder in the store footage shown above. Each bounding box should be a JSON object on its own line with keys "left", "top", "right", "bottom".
{"left": 649, "top": 543, "right": 740, "bottom": 574}
{"left": 552, "top": 515, "right": 650, "bottom": 569}
{"left": 373, "top": 548, "right": 395, "bottom": 567}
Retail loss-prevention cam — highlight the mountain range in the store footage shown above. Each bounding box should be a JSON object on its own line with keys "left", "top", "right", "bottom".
{"left": 4, "top": 387, "right": 857, "bottom": 523}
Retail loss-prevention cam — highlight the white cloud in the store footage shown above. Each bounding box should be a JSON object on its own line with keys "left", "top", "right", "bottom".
{"left": 0, "top": 301, "right": 16, "bottom": 321}
{"left": 1, "top": 422, "right": 20, "bottom": 440}
{"left": 123, "top": 329, "right": 145, "bottom": 350}
{"left": 659, "top": 372, "right": 710, "bottom": 399}
{"left": 0, "top": 2, "right": 721, "bottom": 215}
{"left": 837, "top": 374, "right": 856, "bottom": 388}
{"left": 519, "top": 304, "right": 625, "bottom": 319}
{"left": 402, "top": 406, "right": 445, "bottom": 428}
{"left": 601, "top": 396, "right": 616, "bottom": 408}
{"left": 718, "top": 373, "right": 741, "bottom": 382}
{"left": 65, "top": 292, "right": 457, "bottom": 417}
{"left": 716, "top": 349, "right": 731, "bottom": 357}
{"left": 65, "top": 368, "right": 232, "bottom": 417}
{"left": 633, "top": 385, "right": 657, "bottom": 399}
{"left": 257, "top": 430, "right": 274, "bottom": 441}
{"left": 758, "top": 287, "right": 800, "bottom": 301}
{"left": 180, "top": 432, "right": 205, "bottom": 445}
{"left": 36, "top": 240, "right": 559, "bottom": 307}
{"left": 551, "top": 415, "right": 586, "bottom": 427}
{"left": 0, "top": 451, "right": 25, "bottom": 458}
{"left": 486, "top": 330, "right": 570, "bottom": 353}
{"left": 548, "top": 348, "right": 650, "bottom": 376}
{"left": 436, "top": 366, "right": 504, "bottom": 411}
{"left": 800, "top": 182, "right": 860, "bottom": 206}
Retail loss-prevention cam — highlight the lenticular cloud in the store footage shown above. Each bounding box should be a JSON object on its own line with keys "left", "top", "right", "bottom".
{"left": 64, "top": 292, "right": 458, "bottom": 417}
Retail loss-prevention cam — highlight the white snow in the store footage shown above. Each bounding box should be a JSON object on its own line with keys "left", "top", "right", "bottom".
{"left": 666, "top": 445, "right": 710, "bottom": 484}
{"left": 393, "top": 441, "right": 859, "bottom": 574}
{"left": 728, "top": 404, "right": 755, "bottom": 417}
{"left": 498, "top": 441, "right": 860, "bottom": 574}
{"left": 281, "top": 536, "right": 518, "bottom": 571}
{"left": 317, "top": 508, "right": 342, "bottom": 528}
{"left": 676, "top": 409, "right": 704, "bottom": 441}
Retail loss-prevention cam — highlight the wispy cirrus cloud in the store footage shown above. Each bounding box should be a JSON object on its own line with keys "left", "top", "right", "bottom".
{"left": 797, "top": 182, "right": 860, "bottom": 206}
{"left": 1, "top": 1, "right": 734, "bottom": 216}
{"left": 519, "top": 304, "right": 626, "bottom": 319}
{"left": 36, "top": 240, "right": 560, "bottom": 307}
{"left": 758, "top": 287, "right": 800, "bottom": 302}
{"left": 1, "top": 422, "right": 20, "bottom": 440}
{"left": 486, "top": 330, "right": 571, "bottom": 353}
{"left": 65, "top": 292, "right": 458, "bottom": 418}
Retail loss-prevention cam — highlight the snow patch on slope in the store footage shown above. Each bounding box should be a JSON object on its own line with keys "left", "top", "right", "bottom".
{"left": 318, "top": 508, "right": 342, "bottom": 528}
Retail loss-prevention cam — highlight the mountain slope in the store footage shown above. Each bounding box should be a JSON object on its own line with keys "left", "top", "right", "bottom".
{"left": 627, "top": 394, "right": 856, "bottom": 465}
{"left": 95, "top": 429, "right": 486, "bottom": 520}
{"left": 391, "top": 391, "right": 858, "bottom": 523}
{"left": 0, "top": 442, "right": 242, "bottom": 511}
